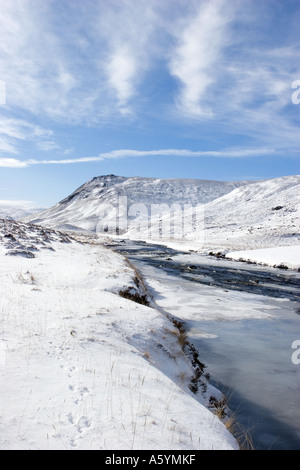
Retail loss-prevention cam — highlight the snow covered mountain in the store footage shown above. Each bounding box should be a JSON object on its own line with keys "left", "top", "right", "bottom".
{"left": 203, "top": 175, "right": 300, "bottom": 250}
{"left": 26, "top": 174, "right": 300, "bottom": 252}
{"left": 27, "top": 174, "right": 250, "bottom": 233}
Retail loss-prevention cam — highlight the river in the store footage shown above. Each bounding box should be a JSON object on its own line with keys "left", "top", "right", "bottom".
{"left": 113, "top": 240, "right": 300, "bottom": 450}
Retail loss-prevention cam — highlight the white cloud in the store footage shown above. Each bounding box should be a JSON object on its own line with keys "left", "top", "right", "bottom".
{"left": 0, "top": 138, "right": 19, "bottom": 155}
{"left": 98, "top": 1, "right": 162, "bottom": 115}
{"left": 167, "top": 0, "right": 300, "bottom": 150}
{"left": 99, "top": 147, "right": 276, "bottom": 159}
{"left": 220, "top": 45, "right": 300, "bottom": 147}
{"left": 0, "top": 1, "right": 98, "bottom": 121}
{"left": 0, "top": 117, "right": 56, "bottom": 155}
{"left": 106, "top": 46, "right": 137, "bottom": 114}
{"left": 35, "top": 140, "right": 60, "bottom": 152}
{"left": 169, "top": 0, "right": 235, "bottom": 117}
{"left": 0, "top": 146, "right": 277, "bottom": 168}
{"left": 0, "top": 0, "right": 298, "bottom": 155}
{"left": 0, "top": 199, "right": 36, "bottom": 207}
{"left": 0, "top": 158, "right": 28, "bottom": 168}
{"left": 0, "top": 0, "right": 161, "bottom": 120}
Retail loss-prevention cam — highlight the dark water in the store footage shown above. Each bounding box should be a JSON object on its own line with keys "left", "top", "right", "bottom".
{"left": 114, "top": 240, "right": 300, "bottom": 450}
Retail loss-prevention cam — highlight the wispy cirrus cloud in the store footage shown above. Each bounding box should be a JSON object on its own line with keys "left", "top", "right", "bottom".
{"left": 0, "top": 158, "right": 28, "bottom": 168}
{"left": 0, "top": 199, "right": 36, "bottom": 206}
{"left": 169, "top": 0, "right": 235, "bottom": 117}
{"left": 167, "top": 0, "right": 300, "bottom": 148}
{"left": 0, "top": 117, "right": 57, "bottom": 155}
{"left": 0, "top": 146, "right": 277, "bottom": 168}
{"left": 0, "top": 0, "right": 299, "bottom": 166}
{"left": 105, "top": 46, "right": 138, "bottom": 115}
{"left": 98, "top": 0, "right": 161, "bottom": 115}
{"left": 0, "top": 0, "right": 161, "bottom": 121}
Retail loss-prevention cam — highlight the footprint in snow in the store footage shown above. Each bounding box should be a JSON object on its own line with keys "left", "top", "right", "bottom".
{"left": 78, "top": 386, "right": 90, "bottom": 396}
{"left": 77, "top": 416, "right": 91, "bottom": 433}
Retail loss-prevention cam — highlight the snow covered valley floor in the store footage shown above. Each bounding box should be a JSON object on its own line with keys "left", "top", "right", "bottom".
{"left": 0, "top": 219, "right": 238, "bottom": 450}
{"left": 113, "top": 241, "right": 300, "bottom": 450}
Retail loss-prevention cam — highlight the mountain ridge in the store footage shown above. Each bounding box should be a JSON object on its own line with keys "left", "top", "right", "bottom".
{"left": 25, "top": 174, "right": 300, "bottom": 251}
{"left": 27, "top": 174, "right": 252, "bottom": 231}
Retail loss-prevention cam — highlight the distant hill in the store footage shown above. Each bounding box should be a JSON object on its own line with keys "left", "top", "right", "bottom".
{"left": 26, "top": 174, "right": 300, "bottom": 250}
{"left": 202, "top": 175, "right": 300, "bottom": 250}
{"left": 26, "top": 174, "right": 249, "bottom": 233}
{"left": 0, "top": 201, "right": 45, "bottom": 221}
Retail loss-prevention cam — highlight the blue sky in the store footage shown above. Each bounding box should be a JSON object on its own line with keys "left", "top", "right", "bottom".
{"left": 0, "top": 0, "right": 299, "bottom": 207}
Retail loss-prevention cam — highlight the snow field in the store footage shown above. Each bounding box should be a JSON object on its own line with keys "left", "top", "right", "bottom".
{"left": 226, "top": 245, "right": 300, "bottom": 271}
{"left": 0, "top": 233, "right": 237, "bottom": 450}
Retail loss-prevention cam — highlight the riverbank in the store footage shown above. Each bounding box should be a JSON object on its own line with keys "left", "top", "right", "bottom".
{"left": 113, "top": 241, "right": 300, "bottom": 450}
{"left": 225, "top": 245, "right": 300, "bottom": 271}
{"left": 0, "top": 219, "right": 238, "bottom": 450}
{"left": 101, "top": 234, "right": 300, "bottom": 273}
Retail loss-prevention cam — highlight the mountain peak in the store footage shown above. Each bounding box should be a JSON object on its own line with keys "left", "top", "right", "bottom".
{"left": 92, "top": 174, "right": 118, "bottom": 180}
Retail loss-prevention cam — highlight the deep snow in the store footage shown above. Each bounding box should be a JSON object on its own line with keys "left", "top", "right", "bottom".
{"left": 202, "top": 175, "right": 300, "bottom": 252}
{"left": 0, "top": 219, "right": 238, "bottom": 450}
{"left": 226, "top": 245, "right": 300, "bottom": 271}
{"left": 3, "top": 173, "right": 299, "bottom": 449}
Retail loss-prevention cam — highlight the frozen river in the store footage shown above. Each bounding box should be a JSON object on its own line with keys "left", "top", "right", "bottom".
{"left": 114, "top": 240, "right": 300, "bottom": 450}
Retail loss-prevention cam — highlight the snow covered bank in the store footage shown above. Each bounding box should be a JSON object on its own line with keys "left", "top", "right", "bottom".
{"left": 226, "top": 245, "right": 300, "bottom": 271}
{"left": 0, "top": 219, "right": 237, "bottom": 450}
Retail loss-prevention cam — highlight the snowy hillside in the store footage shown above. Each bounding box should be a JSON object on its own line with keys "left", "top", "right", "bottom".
{"left": 26, "top": 174, "right": 300, "bottom": 257}
{"left": 123, "top": 175, "right": 300, "bottom": 259}
{"left": 27, "top": 174, "right": 249, "bottom": 233}
{"left": 203, "top": 175, "right": 300, "bottom": 251}
{"left": 0, "top": 218, "right": 237, "bottom": 450}
{"left": 134, "top": 175, "right": 300, "bottom": 252}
